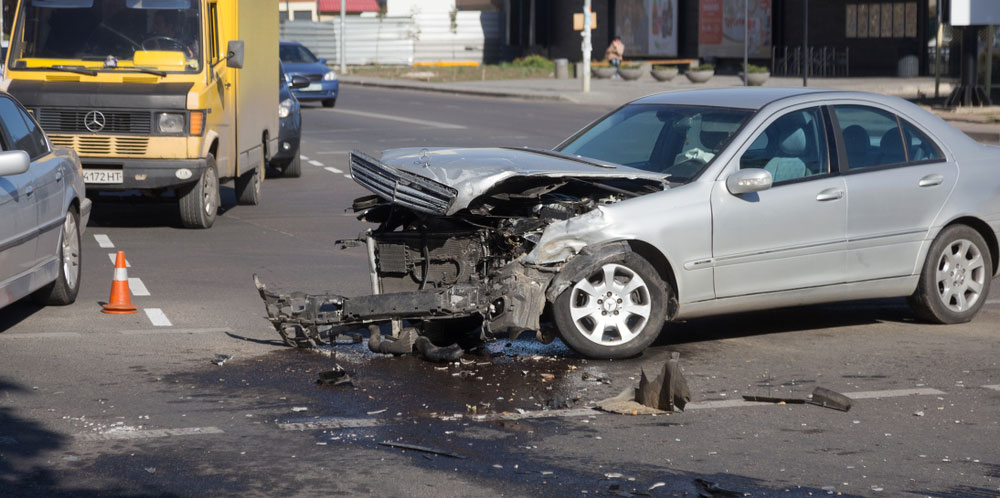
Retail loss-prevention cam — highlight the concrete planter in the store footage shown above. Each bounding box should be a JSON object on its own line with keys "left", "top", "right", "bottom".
{"left": 619, "top": 68, "right": 643, "bottom": 80}
{"left": 593, "top": 67, "right": 618, "bottom": 79}
{"left": 744, "top": 71, "right": 770, "bottom": 86}
{"left": 685, "top": 69, "right": 715, "bottom": 83}
{"left": 651, "top": 68, "right": 678, "bottom": 82}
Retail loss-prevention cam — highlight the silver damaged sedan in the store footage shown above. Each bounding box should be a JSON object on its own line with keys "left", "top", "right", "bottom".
{"left": 1, "top": 93, "right": 90, "bottom": 310}
{"left": 257, "top": 89, "right": 1000, "bottom": 359}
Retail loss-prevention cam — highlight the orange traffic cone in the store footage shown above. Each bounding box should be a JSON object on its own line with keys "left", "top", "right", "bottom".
{"left": 102, "top": 251, "right": 137, "bottom": 314}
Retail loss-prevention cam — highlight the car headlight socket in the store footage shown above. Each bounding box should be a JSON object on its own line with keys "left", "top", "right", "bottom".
{"left": 157, "top": 112, "right": 186, "bottom": 134}
{"left": 279, "top": 98, "right": 293, "bottom": 119}
{"left": 323, "top": 71, "right": 338, "bottom": 81}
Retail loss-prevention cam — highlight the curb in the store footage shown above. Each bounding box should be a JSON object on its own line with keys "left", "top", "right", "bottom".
{"left": 340, "top": 77, "right": 568, "bottom": 102}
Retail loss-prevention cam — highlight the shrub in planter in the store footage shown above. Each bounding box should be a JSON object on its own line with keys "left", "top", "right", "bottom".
{"left": 618, "top": 64, "right": 643, "bottom": 80}
{"left": 651, "top": 65, "right": 678, "bottom": 82}
{"left": 685, "top": 64, "right": 715, "bottom": 83}
{"left": 743, "top": 64, "right": 770, "bottom": 86}
{"left": 593, "top": 66, "right": 618, "bottom": 79}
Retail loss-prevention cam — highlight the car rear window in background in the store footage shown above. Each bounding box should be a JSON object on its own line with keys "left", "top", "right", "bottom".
{"left": 280, "top": 44, "right": 319, "bottom": 64}
{"left": 557, "top": 104, "right": 752, "bottom": 184}
{"left": 834, "top": 105, "right": 907, "bottom": 170}
{"left": 0, "top": 97, "right": 47, "bottom": 159}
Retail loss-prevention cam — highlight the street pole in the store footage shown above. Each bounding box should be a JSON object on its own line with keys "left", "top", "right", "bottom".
{"left": 285, "top": 0, "right": 290, "bottom": 20}
{"left": 802, "top": 0, "right": 808, "bottom": 87}
{"left": 743, "top": 0, "right": 748, "bottom": 86}
{"left": 935, "top": 1, "right": 943, "bottom": 98}
{"left": 340, "top": 0, "right": 346, "bottom": 74}
{"left": 987, "top": 26, "right": 994, "bottom": 99}
{"left": 582, "top": 0, "right": 591, "bottom": 93}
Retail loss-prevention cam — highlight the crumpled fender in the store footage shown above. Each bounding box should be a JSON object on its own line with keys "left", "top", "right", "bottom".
{"left": 543, "top": 241, "right": 631, "bottom": 302}
{"left": 523, "top": 207, "right": 615, "bottom": 265}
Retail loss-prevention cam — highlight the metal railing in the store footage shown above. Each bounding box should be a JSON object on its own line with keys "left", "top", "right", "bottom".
{"left": 771, "top": 46, "right": 849, "bottom": 77}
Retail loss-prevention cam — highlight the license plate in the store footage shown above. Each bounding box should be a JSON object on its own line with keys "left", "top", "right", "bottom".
{"left": 305, "top": 83, "right": 323, "bottom": 91}
{"left": 83, "top": 169, "right": 123, "bottom": 184}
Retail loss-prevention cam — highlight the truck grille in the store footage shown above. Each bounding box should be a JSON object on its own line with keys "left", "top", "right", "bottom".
{"left": 350, "top": 151, "right": 457, "bottom": 216}
{"left": 37, "top": 108, "right": 152, "bottom": 135}
{"left": 49, "top": 135, "right": 149, "bottom": 156}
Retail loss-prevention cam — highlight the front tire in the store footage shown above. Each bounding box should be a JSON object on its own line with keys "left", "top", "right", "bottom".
{"left": 553, "top": 251, "right": 667, "bottom": 359}
{"left": 908, "top": 224, "right": 993, "bottom": 324}
{"left": 322, "top": 98, "right": 336, "bottom": 108}
{"left": 32, "top": 208, "right": 81, "bottom": 306}
{"left": 179, "top": 155, "right": 219, "bottom": 229}
{"left": 283, "top": 154, "right": 302, "bottom": 178}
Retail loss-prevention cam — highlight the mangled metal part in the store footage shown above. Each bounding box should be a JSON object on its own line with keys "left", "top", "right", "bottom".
{"left": 636, "top": 352, "right": 691, "bottom": 411}
{"left": 743, "top": 386, "right": 853, "bottom": 412}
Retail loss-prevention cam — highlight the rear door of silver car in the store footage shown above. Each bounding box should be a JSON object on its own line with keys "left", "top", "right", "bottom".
{"left": 831, "top": 104, "right": 957, "bottom": 282}
{"left": 711, "top": 105, "right": 848, "bottom": 298}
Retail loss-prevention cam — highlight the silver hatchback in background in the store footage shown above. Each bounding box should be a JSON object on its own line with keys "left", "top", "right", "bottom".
{"left": 1, "top": 92, "right": 90, "bottom": 310}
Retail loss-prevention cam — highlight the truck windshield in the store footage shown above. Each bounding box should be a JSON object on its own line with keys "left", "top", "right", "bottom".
{"left": 9, "top": 0, "right": 202, "bottom": 73}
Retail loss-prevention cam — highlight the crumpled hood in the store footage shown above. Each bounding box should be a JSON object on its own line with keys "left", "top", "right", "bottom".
{"left": 376, "top": 147, "right": 668, "bottom": 213}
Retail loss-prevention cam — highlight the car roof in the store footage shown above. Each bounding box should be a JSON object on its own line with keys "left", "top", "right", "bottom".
{"left": 280, "top": 41, "right": 305, "bottom": 47}
{"left": 630, "top": 88, "right": 844, "bottom": 110}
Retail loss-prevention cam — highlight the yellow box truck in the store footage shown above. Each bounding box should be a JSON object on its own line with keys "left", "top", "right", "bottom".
{"left": 2, "top": 0, "right": 278, "bottom": 228}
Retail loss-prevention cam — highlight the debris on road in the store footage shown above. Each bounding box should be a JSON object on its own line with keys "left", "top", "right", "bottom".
{"left": 368, "top": 326, "right": 418, "bottom": 355}
{"left": 378, "top": 441, "right": 466, "bottom": 459}
{"left": 211, "top": 354, "right": 232, "bottom": 366}
{"left": 367, "top": 408, "right": 387, "bottom": 415}
{"left": 694, "top": 477, "right": 745, "bottom": 497}
{"left": 596, "top": 352, "right": 690, "bottom": 414}
{"left": 316, "top": 365, "right": 352, "bottom": 387}
{"left": 291, "top": 407, "right": 308, "bottom": 412}
{"left": 743, "top": 386, "right": 853, "bottom": 412}
{"left": 414, "top": 336, "right": 463, "bottom": 362}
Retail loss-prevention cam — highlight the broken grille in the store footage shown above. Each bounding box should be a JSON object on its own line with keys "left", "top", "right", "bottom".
{"left": 350, "top": 151, "right": 457, "bottom": 215}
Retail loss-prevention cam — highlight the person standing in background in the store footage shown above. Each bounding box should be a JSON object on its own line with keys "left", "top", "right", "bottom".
{"left": 606, "top": 35, "right": 625, "bottom": 78}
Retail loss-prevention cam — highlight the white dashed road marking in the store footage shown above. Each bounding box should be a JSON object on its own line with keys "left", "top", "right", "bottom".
{"left": 300, "top": 155, "right": 310, "bottom": 161}
{"left": 93, "top": 234, "right": 114, "bottom": 248}
{"left": 144, "top": 308, "right": 172, "bottom": 327}
{"left": 343, "top": 174, "right": 352, "bottom": 179}
{"left": 107, "top": 253, "right": 130, "bottom": 267}
{"left": 983, "top": 385, "right": 1000, "bottom": 391}
{"left": 308, "top": 160, "right": 324, "bottom": 167}
{"left": 128, "top": 278, "right": 150, "bottom": 296}
{"left": 0, "top": 328, "right": 230, "bottom": 339}
{"left": 324, "top": 166, "right": 343, "bottom": 174}
{"left": 75, "top": 427, "right": 224, "bottom": 442}
{"left": 332, "top": 109, "right": 467, "bottom": 130}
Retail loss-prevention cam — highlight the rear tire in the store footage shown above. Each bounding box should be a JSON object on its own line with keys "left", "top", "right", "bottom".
{"left": 179, "top": 155, "right": 219, "bottom": 229}
{"left": 322, "top": 98, "right": 336, "bottom": 108}
{"left": 553, "top": 250, "right": 667, "bottom": 359}
{"left": 283, "top": 154, "right": 302, "bottom": 178}
{"left": 908, "top": 224, "right": 993, "bottom": 324}
{"left": 236, "top": 164, "right": 262, "bottom": 205}
{"left": 32, "top": 208, "right": 81, "bottom": 306}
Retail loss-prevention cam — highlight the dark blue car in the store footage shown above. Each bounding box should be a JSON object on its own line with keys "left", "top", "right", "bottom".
{"left": 270, "top": 63, "right": 305, "bottom": 177}
{"left": 279, "top": 41, "right": 339, "bottom": 108}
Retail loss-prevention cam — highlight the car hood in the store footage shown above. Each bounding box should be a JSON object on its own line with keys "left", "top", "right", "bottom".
{"left": 356, "top": 147, "right": 669, "bottom": 215}
{"left": 281, "top": 62, "right": 329, "bottom": 76}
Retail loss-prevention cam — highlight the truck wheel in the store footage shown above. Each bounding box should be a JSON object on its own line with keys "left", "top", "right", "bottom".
{"left": 32, "top": 207, "right": 81, "bottom": 306}
{"left": 322, "top": 98, "right": 337, "bottom": 108}
{"left": 179, "top": 155, "right": 219, "bottom": 229}
{"left": 236, "top": 164, "right": 262, "bottom": 205}
{"left": 283, "top": 154, "right": 302, "bottom": 178}
{"left": 553, "top": 250, "right": 667, "bottom": 359}
{"left": 908, "top": 224, "right": 993, "bottom": 324}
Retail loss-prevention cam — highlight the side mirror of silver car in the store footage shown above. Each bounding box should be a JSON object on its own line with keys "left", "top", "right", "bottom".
{"left": 0, "top": 150, "right": 30, "bottom": 177}
{"left": 726, "top": 168, "right": 772, "bottom": 195}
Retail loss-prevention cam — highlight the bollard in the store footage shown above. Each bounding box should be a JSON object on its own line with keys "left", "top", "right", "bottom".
{"left": 554, "top": 58, "right": 569, "bottom": 79}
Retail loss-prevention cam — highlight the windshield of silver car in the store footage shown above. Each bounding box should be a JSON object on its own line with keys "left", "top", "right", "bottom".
{"left": 556, "top": 104, "right": 753, "bottom": 183}
{"left": 10, "top": 0, "right": 202, "bottom": 73}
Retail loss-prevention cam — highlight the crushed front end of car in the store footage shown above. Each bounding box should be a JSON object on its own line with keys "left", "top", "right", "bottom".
{"left": 255, "top": 147, "right": 668, "bottom": 352}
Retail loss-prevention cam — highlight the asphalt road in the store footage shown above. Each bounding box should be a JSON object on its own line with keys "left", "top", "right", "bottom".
{"left": 1, "top": 87, "right": 998, "bottom": 497}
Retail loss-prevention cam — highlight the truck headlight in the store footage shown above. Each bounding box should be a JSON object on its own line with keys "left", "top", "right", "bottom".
{"left": 323, "top": 70, "right": 337, "bottom": 81}
{"left": 279, "top": 98, "right": 293, "bottom": 119}
{"left": 157, "top": 113, "right": 185, "bottom": 134}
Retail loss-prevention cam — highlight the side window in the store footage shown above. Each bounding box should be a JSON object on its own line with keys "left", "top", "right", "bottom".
{"left": 0, "top": 97, "right": 45, "bottom": 159}
{"left": 833, "top": 105, "right": 906, "bottom": 170}
{"left": 208, "top": 3, "right": 220, "bottom": 64}
{"left": 739, "top": 107, "right": 828, "bottom": 183}
{"left": 900, "top": 119, "right": 943, "bottom": 163}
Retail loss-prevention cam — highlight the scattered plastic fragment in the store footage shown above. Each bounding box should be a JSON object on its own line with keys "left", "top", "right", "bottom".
{"left": 378, "top": 441, "right": 466, "bottom": 459}
{"left": 211, "top": 354, "right": 232, "bottom": 366}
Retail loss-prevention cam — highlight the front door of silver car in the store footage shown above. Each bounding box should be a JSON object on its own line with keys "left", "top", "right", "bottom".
{"left": 711, "top": 106, "right": 848, "bottom": 298}
{"left": 0, "top": 149, "right": 37, "bottom": 289}
{"left": 831, "top": 104, "right": 958, "bottom": 282}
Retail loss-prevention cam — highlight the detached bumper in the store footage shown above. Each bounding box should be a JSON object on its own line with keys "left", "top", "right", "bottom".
{"left": 82, "top": 157, "right": 207, "bottom": 191}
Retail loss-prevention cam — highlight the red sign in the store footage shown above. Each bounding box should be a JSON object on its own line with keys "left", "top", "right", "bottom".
{"left": 700, "top": 0, "right": 723, "bottom": 45}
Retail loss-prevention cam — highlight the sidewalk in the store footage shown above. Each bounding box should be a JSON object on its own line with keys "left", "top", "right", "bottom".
{"left": 340, "top": 73, "right": 1000, "bottom": 143}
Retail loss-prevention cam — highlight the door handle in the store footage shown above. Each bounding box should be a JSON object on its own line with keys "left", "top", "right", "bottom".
{"left": 26, "top": 185, "right": 33, "bottom": 196}
{"left": 56, "top": 171, "right": 62, "bottom": 181}
{"left": 919, "top": 174, "right": 944, "bottom": 187}
{"left": 815, "top": 188, "right": 844, "bottom": 201}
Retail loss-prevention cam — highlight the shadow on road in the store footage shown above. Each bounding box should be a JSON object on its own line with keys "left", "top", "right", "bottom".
{"left": 86, "top": 186, "right": 239, "bottom": 229}
{"left": 0, "top": 301, "right": 44, "bottom": 333}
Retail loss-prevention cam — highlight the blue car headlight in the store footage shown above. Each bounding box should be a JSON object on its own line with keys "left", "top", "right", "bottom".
{"left": 323, "top": 70, "right": 338, "bottom": 82}
{"left": 279, "top": 98, "right": 293, "bottom": 119}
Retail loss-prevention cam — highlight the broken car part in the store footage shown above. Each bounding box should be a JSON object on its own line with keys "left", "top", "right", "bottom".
{"left": 742, "top": 386, "right": 853, "bottom": 412}
{"left": 378, "top": 441, "right": 466, "bottom": 459}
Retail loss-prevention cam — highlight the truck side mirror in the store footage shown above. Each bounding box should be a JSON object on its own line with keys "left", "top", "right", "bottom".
{"left": 226, "top": 40, "right": 245, "bottom": 69}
